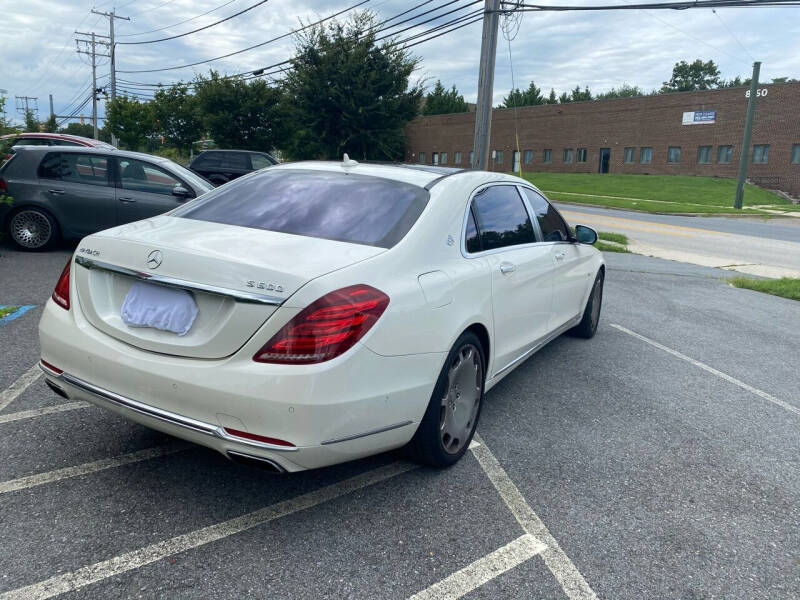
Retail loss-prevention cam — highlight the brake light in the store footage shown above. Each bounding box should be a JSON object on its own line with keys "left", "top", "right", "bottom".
{"left": 40, "top": 359, "right": 63, "bottom": 375}
{"left": 52, "top": 259, "right": 71, "bottom": 310}
{"left": 0, "top": 177, "right": 6, "bottom": 193}
{"left": 253, "top": 284, "right": 390, "bottom": 364}
{"left": 223, "top": 427, "right": 295, "bottom": 448}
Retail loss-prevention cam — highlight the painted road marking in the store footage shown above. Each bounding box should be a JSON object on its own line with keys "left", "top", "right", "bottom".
{"left": 0, "top": 461, "right": 416, "bottom": 600}
{"left": 471, "top": 433, "right": 598, "bottom": 600}
{"left": 0, "top": 444, "right": 188, "bottom": 495}
{"left": 611, "top": 323, "right": 800, "bottom": 417}
{"left": 0, "top": 401, "right": 91, "bottom": 425}
{"left": 0, "top": 305, "right": 36, "bottom": 325}
{"left": 407, "top": 534, "right": 546, "bottom": 600}
{"left": 0, "top": 363, "right": 43, "bottom": 412}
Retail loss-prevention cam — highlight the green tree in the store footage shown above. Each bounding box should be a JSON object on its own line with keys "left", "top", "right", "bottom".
{"left": 558, "top": 90, "right": 571, "bottom": 104}
{"left": 423, "top": 80, "right": 468, "bottom": 115}
{"left": 501, "top": 81, "right": 545, "bottom": 108}
{"left": 43, "top": 115, "right": 58, "bottom": 133}
{"left": 0, "top": 96, "right": 10, "bottom": 134}
{"left": 661, "top": 59, "right": 720, "bottom": 92}
{"left": 282, "top": 11, "right": 423, "bottom": 160}
{"left": 595, "top": 83, "right": 643, "bottom": 100}
{"left": 570, "top": 85, "right": 593, "bottom": 102}
{"left": 152, "top": 83, "right": 203, "bottom": 152}
{"left": 105, "top": 95, "right": 155, "bottom": 150}
{"left": 545, "top": 88, "right": 558, "bottom": 104}
{"left": 193, "top": 72, "right": 284, "bottom": 152}
{"left": 24, "top": 109, "right": 40, "bottom": 132}
{"left": 59, "top": 122, "right": 96, "bottom": 138}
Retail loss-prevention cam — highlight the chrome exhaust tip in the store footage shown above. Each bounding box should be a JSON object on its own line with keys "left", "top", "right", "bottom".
{"left": 227, "top": 450, "right": 286, "bottom": 474}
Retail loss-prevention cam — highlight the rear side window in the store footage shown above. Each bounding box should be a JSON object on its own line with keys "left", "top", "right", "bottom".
{"left": 38, "top": 153, "right": 62, "bottom": 179}
{"left": 250, "top": 153, "right": 274, "bottom": 170}
{"left": 38, "top": 153, "right": 110, "bottom": 187}
{"left": 522, "top": 188, "right": 569, "bottom": 242}
{"left": 469, "top": 185, "right": 535, "bottom": 252}
{"left": 172, "top": 169, "right": 429, "bottom": 248}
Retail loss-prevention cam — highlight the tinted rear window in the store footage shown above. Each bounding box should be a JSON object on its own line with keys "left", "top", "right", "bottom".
{"left": 172, "top": 169, "right": 429, "bottom": 248}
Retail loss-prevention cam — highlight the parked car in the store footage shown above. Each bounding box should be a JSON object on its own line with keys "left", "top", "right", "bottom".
{"left": 38, "top": 160, "right": 604, "bottom": 472}
{"left": 0, "top": 146, "right": 213, "bottom": 250}
{"left": 188, "top": 149, "right": 278, "bottom": 185}
{"left": 0, "top": 133, "right": 115, "bottom": 161}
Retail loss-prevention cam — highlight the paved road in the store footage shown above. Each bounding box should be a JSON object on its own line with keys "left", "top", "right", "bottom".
{"left": 557, "top": 202, "right": 800, "bottom": 278}
{"left": 1, "top": 242, "right": 799, "bottom": 599}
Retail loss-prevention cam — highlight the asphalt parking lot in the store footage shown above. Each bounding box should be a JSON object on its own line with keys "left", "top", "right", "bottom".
{"left": 1, "top": 239, "right": 798, "bottom": 599}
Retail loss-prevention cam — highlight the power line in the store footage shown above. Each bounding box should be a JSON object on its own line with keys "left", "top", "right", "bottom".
{"left": 711, "top": 8, "right": 756, "bottom": 61}
{"left": 118, "top": 0, "right": 240, "bottom": 37}
{"left": 119, "top": 0, "right": 271, "bottom": 45}
{"left": 127, "top": 0, "right": 179, "bottom": 19}
{"left": 513, "top": 0, "right": 800, "bottom": 11}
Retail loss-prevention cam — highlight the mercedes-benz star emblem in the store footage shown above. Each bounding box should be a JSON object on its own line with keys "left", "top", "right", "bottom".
{"left": 146, "top": 250, "right": 163, "bottom": 270}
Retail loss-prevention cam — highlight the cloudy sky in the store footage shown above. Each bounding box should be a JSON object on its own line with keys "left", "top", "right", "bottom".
{"left": 2, "top": 0, "right": 799, "bottom": 125}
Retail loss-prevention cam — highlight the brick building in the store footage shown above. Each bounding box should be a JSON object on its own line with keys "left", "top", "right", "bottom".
{"left": 403, "top": 82, "right": 800, "bottom": 197}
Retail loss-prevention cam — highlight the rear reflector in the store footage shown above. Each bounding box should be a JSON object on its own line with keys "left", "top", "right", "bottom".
{"left": 253, "top": 284, "right": 390, "bottom": 365}
{"left": 40, "top": 359, "right": 63, "bottom": 375}
{"left": 223, "top": 427, "right": 296, "bottom": 448}
{"left": 52, "top": 258, "right": 71, "bottom": 310}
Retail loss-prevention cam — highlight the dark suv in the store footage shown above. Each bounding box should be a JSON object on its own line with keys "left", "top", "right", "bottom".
{"left": 188, "top": 150, "right": 278, "bottom": 186}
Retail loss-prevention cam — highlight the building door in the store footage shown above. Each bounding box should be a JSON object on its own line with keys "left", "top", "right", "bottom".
{"left": 599, "top": 148, "right": 610, "bottom": 173}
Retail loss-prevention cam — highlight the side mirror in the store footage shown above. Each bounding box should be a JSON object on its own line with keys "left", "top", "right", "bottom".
{"left": 574, "top": 224, "right": 598, "bottom": 245}
{"left": 172, "top": 185, "right": 193, "bottom": 200}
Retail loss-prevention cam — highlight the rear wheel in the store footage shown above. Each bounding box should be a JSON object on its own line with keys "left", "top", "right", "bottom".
{"left": 406, "top": 331, "right": 485, "bottom": 467}
{"left": 9, "top": 208, "right": 58, "bottom": 251}
{"left": 570, "top": 269, "right": 604, "bottom": 339}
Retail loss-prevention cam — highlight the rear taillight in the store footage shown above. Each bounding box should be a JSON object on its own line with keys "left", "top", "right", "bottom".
{"left": 0, "top": 177, "right": 6, "bottom": 193}
{"left": 253, "top": 284, "right": 390, "bottom": 364}
{"left": 52, "top": 259, "right": 71, "bottom": 310}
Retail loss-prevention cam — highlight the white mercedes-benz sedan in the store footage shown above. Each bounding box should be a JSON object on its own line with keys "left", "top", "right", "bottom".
{"left": 38, "top": 160, "right": 604, "bottom": 473}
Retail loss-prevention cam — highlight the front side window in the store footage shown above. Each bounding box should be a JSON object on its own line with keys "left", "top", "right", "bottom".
{"left": 577, "top": 148, "right": 587, "bottom": 163}
{"left": 220, "top": 153, "right": 249, "bottom": 170}
{"left": 119, "top": 158, "right": 181, "bottom": 195}
{"left": 668, "top": 147, "right": 681, "bottom": 163}
{"left": 174, "top": 169, "right": 428, "bottom": 249}
{"left": 718, "top": 145, "right": 733, "bottom": 164}
{"left": 792, "top": 144, "right": 800, "bottom": 165}
{"left": 193, "top": 152, "right": 221, "bottom": 169}
{"left": 469, "top": 185, "right": 535, "bottom": 252}
{"left": 753, "top": 144, "right": 770, "bottom": 164}
{"left": 697, "top": 146, "right": 712, "bottom": 164}
{"left": 624, "top": 147, "right": 635, "bottom": 163}
{"left": 563, "top": 149, "right": 574, "bottom": 164}
{"left": 440, "top": 152, "right": 448, "bottom": 165}
{"left": 522, "top": 188, "right": 569, "bottom": 243}
{"left": 250, "top": 154, "right": 274, "bottom": 170}
{"left": 640, "top": 147, "right": 653, "bottom": 164}
{"left": 523, "top": 149, "right": 533, "bottom": 164}
{"left": 543, "top": 149, "right": 552, "bottom": 164}
{"left": 454, "top": 151, "right": 462, "bottom": 165}
{"left": 43, "top": 153, "right": 110, "bottom": 187}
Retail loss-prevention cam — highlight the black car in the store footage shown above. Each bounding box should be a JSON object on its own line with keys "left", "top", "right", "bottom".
{"left": 188, "top": 150, "right": 278, "bottom": 186}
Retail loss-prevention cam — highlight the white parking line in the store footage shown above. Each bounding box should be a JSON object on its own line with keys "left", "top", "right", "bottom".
{"left": 611, "top": 323, "right": 800, "bottom": 418}
{"left": 407, "top": 534, "right": 546, "bottom": 600}
{"left": 471, "top": 434, "right": 598, "bottom": 600}
{"left": 0, "top": 461, "right": 416, "bottom": 600}
{"left": 0, "top": 444, "right": 188, "bottom": 495}
{"left": 0, "top": 364, "right": 43, "bottom": 412}
{"left": 0, "top": 401, "right": 91, "bottom": 425}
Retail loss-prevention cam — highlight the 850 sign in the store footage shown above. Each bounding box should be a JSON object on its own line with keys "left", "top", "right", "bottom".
{"left": 745, "top": 88, "right": 768, "bottom": 98}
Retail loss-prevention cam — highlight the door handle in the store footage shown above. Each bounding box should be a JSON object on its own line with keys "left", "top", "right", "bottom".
{"left": 554, "top": 251, "right": 566, "bottom": 261}
{"left": 499, "top": 262, "right": 516, "bottom": 274}
{"left": 118, "top": 197, "right": 136, "bottom": 203}
{"left": 48, "top": 189, "right": 65, "bottom": 195}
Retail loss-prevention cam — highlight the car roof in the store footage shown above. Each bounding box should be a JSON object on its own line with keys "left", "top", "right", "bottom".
{"left": 196, "top": 149, "right": 269, "bottom": 155}
{"left": 267, "top": 161, "right": 467, "bottom": 188}
{"left": 10, "top": 145, "right": 170, "bottom": 163}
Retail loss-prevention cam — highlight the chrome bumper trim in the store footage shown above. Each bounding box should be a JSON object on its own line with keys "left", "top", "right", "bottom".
{"left": 75, "top": 256, "right": 284, "bottom": 306}
{"left": 48, "top": 368, "right": 298, "bottom": 452}
{"left": 320, "top": 420, "right": 413, "bottom": 445}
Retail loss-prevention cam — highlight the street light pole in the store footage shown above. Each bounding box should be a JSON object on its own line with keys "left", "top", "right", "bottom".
{"left": 734, "top": 61, "right": 761, "bottom": 210}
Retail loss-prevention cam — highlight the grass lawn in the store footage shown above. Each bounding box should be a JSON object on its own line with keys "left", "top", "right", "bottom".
{"left": 0, "top": 306, "right": 20, "bottom": 319}
{"left": 729, "top": 277, "right": 800, "bottom": 301}
{"left": 523, "top": 172, "right": 791, "bottom": 214}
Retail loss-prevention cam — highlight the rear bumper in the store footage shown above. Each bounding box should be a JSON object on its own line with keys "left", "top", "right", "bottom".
{"left": 39, "top": 298, "right": 444, "bottom": 472}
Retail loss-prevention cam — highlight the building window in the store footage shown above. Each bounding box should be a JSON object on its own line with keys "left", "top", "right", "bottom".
{"left": 792, "top": 144, "right": 800, "bottom": 164}
{"left": 577, "top": 148, "right": 587, "bottom": 163}
{"left": 440, "top": 152, "right": 447, "bottom": 165}
{"left": 523, "top": 149, "right": 533, "bottom": 164}
{"left": 494, "top": 150, "right": 503, "bottom": 164}
{"left": 667, "top": 147, "right": 681, "bottom": 163}
{"left": 697, "top": 146, "right": 712, "bottom": 164}
{"left": 454, "top": 151, "right": 462, "bottom": 164}
{"left": 753, "top": 144, "right": 770, "bottom": 164}
{"left": 418, "top": 152, "right": 425, "bottom": 164}
{"left": 640, "top": 147, "right": 652, "bottom": 164}
{"left": 624, "top": 147, "right": 635, "bottom": 163}
{"left": 543, "top": 149, "right": 552, "bottom": 164}
{"left": 717, "top": 145, "right": 733, "bottom": 164}
{"left": 432, "top": 152, "right": 439, "bottom": 166}
{"left": 563, "top": 148, "right": 574, "bottom": 164}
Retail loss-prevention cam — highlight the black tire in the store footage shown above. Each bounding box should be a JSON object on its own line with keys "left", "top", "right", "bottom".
{"left": 570, "top": 269, "right": 604, "bottom": 339}
{"left": 8, "top": 207, "right": 59, "bottom": 251}
{"left": 405, "top": 331, "right": 485, "bottom": 468}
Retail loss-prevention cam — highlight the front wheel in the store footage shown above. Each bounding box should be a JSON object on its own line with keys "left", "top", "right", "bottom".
{"left": 9, "top": 208, "right": 58, "bottom": 251}
{"left": 405, "top": 332, "right": 485, "bottom": 468}
{"left": 570, "top": 269, "right": 604, "bottom": 339}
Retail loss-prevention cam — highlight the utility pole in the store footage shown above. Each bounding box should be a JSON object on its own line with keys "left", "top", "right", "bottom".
{"left": 49, "top": 94, "right": 54, "bottom": 120}
{"left": 15, "top": 96, "right": 39, "bottom": 120}
{"left": 91, "top": 8, "right": 129, "bottom": 102}
{"left": 734, "top": 61, "right": 761, "bottom": 210}
{"left": 76, "top": 31, "right": 110, "bottom": 139}
{"left": 471, "top": 0, "right": 501, "bottom": 170}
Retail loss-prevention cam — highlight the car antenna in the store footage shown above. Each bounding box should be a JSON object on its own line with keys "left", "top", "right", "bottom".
{"left": 342, "top": 153, "right": 359, "bottom": 168}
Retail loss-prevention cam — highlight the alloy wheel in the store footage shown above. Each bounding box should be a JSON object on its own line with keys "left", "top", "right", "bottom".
{"left": 439, "top": 343, "right": 482, "bottom": 454}
{"left": 10, "top": 210, "right": 52, "bottom": 249}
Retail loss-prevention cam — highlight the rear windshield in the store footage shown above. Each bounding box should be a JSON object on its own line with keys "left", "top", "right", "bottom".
{"left": 172, "top": 169, "right": 429, "bottom": 248}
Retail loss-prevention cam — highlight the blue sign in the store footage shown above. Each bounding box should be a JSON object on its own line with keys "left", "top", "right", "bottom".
{"left": 682, "top": 110, "right": 716, "bottom": 125}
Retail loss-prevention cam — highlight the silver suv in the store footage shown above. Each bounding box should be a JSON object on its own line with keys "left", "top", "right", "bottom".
{"left": 0, "top": 146, "right": 213, "bottom": 250}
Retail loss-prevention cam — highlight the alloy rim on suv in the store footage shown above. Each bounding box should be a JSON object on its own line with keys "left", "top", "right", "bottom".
{"left": 10, "top": 210, "right": 52, "bottom": 249}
